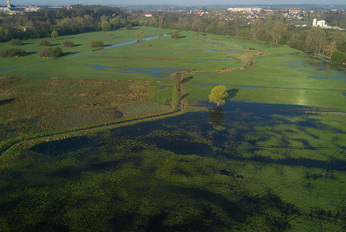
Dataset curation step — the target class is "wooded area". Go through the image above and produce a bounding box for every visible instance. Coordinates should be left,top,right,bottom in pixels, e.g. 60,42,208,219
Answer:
0,5,345,63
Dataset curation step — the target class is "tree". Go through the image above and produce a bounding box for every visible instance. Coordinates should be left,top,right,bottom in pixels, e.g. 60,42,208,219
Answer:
208,85,228,107
107,32,114,39
38,47,63,58
331,50,346,65
91,40,104,47
171,29,180,39
101,21,111,31
324,40,337,58
51,30,58,40
8,39,22,46
39,40,50,47
136,30,145,41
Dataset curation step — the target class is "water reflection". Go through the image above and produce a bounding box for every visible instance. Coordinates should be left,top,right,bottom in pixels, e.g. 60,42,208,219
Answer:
208,107,225,126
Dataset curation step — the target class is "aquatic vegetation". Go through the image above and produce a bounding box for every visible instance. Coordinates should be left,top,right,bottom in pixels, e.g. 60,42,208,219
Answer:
0,102,345,231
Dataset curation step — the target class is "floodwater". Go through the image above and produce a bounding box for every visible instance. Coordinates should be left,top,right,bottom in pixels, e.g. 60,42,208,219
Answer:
86,65,179,78
0,34,170,73
1,101,345,231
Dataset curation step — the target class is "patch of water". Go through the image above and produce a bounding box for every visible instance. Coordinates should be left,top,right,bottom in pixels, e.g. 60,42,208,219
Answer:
0,67,20,73
86,65,179,78
308,76,329,79
104,33,170,50
0,62,42,73
201,40,216,45
204,50,220,53
343,92,346,96
86,65,120,71
227,50,248,53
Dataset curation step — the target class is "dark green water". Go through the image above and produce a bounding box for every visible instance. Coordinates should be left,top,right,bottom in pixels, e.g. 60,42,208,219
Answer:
0,102,345,231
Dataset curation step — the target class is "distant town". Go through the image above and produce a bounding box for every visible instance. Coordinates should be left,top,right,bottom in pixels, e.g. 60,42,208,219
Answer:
1,1,345,30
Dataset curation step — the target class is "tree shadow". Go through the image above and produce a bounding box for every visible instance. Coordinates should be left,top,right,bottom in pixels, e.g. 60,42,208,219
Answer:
63,52,79,56
25,52,36,56
61,37,75,40
181,93,190,100
226,88,239,100
208,107,225,126
181,75,194,83
0,98,15,106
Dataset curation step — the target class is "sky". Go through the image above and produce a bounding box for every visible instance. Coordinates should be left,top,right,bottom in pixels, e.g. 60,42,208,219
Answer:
8,0,346,6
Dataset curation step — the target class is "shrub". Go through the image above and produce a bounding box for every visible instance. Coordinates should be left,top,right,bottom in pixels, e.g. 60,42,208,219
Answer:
38,47,63,58
249,47,256,50
0,48,26,57
39,40,50,47
8,39,22,46
51,30,58,40
278,37,287,45
91,40,104,48
62,41,74,47
331,50,346,65
125,24,133,30
171,30,180,39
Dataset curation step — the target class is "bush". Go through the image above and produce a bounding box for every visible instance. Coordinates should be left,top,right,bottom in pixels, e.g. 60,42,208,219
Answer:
91,40,104,48
171,30,180,39
278,37,287,45
38,47,63,58
125,24,133,30
0,48,26,57
331,50,346,65
62,41,74,47
39,40,50,47
8,39,22,46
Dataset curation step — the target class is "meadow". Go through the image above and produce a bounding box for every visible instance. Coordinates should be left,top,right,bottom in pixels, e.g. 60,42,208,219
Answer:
0,27,345,231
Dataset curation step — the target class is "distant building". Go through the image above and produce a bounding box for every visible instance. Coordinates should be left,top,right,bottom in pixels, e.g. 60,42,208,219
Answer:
227,7,261,13
313,18,326,28
312,18,343,30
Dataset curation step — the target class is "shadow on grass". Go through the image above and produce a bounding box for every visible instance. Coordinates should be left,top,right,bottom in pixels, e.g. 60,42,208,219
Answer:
25,52,36,56
0,98,15,106
226,88,239,100
63,52,79,56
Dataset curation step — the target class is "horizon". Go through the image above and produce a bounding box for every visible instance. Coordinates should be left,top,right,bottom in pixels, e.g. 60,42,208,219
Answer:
4,0,346,7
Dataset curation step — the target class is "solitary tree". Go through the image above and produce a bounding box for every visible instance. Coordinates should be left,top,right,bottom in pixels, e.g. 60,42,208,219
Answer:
136,30,145,41
51,30,58,40
208,85,228,107
171,29,180,39
107,32,114,39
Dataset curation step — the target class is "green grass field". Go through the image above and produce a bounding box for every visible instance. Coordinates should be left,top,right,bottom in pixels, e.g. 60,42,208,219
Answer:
0,27,345,231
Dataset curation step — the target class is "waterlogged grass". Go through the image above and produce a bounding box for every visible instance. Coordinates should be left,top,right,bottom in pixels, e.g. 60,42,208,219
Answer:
0,27,345,231
0,77,171,150
0,102,345,231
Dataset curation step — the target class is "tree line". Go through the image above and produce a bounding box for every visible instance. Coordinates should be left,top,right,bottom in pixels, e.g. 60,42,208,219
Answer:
0,6,345,64
139,11,345,63
0,5,130,41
